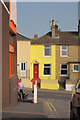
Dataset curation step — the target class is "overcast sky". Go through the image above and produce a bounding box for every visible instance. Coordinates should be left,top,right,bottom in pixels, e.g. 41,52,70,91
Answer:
17,2,79,38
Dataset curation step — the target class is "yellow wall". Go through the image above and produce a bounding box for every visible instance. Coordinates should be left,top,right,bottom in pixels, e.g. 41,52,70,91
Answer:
30,45,59,90
17,41,31,88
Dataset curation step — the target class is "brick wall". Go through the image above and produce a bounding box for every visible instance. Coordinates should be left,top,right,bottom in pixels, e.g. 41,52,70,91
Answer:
56,45,80,89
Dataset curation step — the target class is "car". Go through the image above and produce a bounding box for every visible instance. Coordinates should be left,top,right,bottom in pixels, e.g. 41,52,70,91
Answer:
70,80,80,120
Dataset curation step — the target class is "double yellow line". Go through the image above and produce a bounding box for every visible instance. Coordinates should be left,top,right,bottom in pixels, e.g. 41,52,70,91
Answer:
46,102,56,112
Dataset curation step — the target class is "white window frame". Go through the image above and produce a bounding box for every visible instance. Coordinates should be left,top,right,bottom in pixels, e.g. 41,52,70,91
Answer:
60,45,68,57
73,64,79,72
43,64,51,76
20,62,27,77
60,64,68,76
43,45,51,57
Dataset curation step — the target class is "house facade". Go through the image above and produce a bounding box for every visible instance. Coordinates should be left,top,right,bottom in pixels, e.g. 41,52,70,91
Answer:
17,20,80,90
1,1,17,109
30,20,80,90
17,33,31,88
56,33,79,90
30,44,59,90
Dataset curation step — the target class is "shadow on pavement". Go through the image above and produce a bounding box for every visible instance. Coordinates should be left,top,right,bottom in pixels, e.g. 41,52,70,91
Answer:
18,99,34,103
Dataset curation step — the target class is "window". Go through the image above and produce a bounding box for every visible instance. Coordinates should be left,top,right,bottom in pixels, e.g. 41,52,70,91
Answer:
9,44,14,77
43,64,51,76
44,45,51,57
60,45,68,57
73,65,79,72
60,64,68,76
20,62,27,77
20,63,26,70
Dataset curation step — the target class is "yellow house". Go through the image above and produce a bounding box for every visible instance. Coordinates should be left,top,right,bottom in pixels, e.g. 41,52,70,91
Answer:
17,33,31,88
30,21,59,90
30,44,59,90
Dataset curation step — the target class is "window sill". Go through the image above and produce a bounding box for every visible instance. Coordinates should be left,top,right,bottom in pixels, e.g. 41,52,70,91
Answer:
60,75,68,77
43,56,52,57
60,56,69,57
43,75,51,76
73,71,79,72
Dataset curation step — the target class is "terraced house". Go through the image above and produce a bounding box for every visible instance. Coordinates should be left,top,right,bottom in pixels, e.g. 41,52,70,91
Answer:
31,20,80,90
17,33,31,88
17,20,80,90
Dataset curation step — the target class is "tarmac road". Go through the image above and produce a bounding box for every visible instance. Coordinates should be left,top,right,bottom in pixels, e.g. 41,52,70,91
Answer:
2,88,72,119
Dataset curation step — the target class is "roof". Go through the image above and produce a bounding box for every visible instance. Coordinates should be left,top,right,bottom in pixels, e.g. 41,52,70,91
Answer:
31,31,79,46
17,33,31,41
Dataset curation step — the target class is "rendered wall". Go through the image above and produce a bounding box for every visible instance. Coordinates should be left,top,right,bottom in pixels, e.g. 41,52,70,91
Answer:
2,3,9,109
30,45,59,90
17,41,31,88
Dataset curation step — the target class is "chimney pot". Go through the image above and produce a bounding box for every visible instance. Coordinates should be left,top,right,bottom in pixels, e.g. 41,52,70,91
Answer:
34,34,38,38
52,20,55,26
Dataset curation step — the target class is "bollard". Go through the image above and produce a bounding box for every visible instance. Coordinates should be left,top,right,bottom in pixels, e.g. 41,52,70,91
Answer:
34,80,37,103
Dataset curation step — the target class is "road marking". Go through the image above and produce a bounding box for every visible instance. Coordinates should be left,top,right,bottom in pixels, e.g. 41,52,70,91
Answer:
49,102,56,112
46,102,53,112
46,102,60,118
46,102,56,112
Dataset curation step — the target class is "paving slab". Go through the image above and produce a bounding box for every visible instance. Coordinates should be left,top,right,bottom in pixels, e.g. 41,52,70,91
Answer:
2,98,48,119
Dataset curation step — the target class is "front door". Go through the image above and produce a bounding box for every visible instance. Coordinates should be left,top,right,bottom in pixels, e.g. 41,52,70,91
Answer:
33,64,40,88
33,64,39,79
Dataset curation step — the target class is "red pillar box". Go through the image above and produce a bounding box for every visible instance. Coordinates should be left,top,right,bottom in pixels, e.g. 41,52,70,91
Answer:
31,78,40,88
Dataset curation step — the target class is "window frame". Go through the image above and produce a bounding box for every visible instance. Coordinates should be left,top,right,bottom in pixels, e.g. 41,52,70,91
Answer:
20,62,27,77
20,62,27,71
60,64,68,76
43,45,51,57
43,64,51,76
73,64,79,72
60,45,68,57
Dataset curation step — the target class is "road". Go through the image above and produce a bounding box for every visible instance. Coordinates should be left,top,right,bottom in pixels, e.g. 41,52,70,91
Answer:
27,88,72,119
2,88,72,119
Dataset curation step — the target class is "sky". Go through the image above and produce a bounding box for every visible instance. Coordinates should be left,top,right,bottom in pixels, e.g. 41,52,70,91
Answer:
17,2,79,38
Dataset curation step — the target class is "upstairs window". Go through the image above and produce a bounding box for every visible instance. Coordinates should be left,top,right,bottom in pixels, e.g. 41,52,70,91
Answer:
60,64,68,76
73,65,79,72
44,45,51,57
60,45,68,57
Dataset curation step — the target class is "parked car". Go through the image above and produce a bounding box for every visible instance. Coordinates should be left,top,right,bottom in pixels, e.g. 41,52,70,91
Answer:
70,80,80,120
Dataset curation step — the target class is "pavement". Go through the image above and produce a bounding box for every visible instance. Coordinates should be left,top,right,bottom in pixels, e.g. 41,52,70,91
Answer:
2,88,72,119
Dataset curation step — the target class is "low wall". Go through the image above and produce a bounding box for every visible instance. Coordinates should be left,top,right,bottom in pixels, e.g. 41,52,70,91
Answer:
41,79,59,90
66,84,75,91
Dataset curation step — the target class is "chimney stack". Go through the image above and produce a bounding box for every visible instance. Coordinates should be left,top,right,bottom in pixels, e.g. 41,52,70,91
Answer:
55,24,58,37
78,20,80,37
51,20,55,38
51,20,59,38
